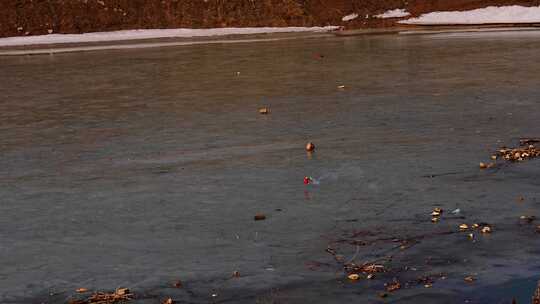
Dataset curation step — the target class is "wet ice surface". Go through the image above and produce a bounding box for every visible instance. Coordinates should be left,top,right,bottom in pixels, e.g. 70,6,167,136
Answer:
1,31,540,303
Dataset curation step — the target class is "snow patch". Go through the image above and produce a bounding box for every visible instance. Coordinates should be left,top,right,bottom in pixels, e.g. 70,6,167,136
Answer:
375,9,410,19
400,5,540,25
342,13,359,22
0,27,339,47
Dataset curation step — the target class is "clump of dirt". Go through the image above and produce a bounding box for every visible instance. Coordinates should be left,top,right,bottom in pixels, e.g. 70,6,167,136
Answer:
1,0,540,38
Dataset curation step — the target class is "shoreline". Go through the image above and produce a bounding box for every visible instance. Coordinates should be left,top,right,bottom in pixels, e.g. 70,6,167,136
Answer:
1,24,540,56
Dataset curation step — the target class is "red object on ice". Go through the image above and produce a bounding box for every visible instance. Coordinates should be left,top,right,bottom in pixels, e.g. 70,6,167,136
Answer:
304,176,312,185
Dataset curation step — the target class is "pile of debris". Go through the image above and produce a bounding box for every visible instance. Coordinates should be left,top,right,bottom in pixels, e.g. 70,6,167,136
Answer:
68,288,132,304
497,139,540,162
533,279,540,304
345,262,386,280
480,138,540,169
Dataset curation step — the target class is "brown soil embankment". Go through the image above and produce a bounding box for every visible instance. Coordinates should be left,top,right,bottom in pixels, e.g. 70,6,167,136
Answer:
1,0,539,38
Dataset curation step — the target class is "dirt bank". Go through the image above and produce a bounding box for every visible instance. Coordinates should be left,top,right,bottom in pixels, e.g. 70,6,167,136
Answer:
1,0,540,38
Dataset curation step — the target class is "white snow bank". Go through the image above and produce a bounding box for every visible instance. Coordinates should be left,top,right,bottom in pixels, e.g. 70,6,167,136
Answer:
342,13,359,22
0,26,339,47
400,5,540,25
375,9,410,19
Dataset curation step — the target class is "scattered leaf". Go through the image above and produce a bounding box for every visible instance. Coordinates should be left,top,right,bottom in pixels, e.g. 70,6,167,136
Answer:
70,289,133,304
496,142,540,162
116,288,130,296
385,280,401,292
163,298,174,304
254,214,266,221
481,226,492,234
362,264,385,273
520,215,536,223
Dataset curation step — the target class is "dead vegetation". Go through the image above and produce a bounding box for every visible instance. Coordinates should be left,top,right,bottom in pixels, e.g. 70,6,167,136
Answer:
533,280,540,304
494,139,540,163
322,203,513,298
324,227,457,296
68,288,132,304
480,138,540,169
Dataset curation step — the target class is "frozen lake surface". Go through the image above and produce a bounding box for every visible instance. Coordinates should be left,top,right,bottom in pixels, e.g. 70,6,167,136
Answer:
1,31,540,303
